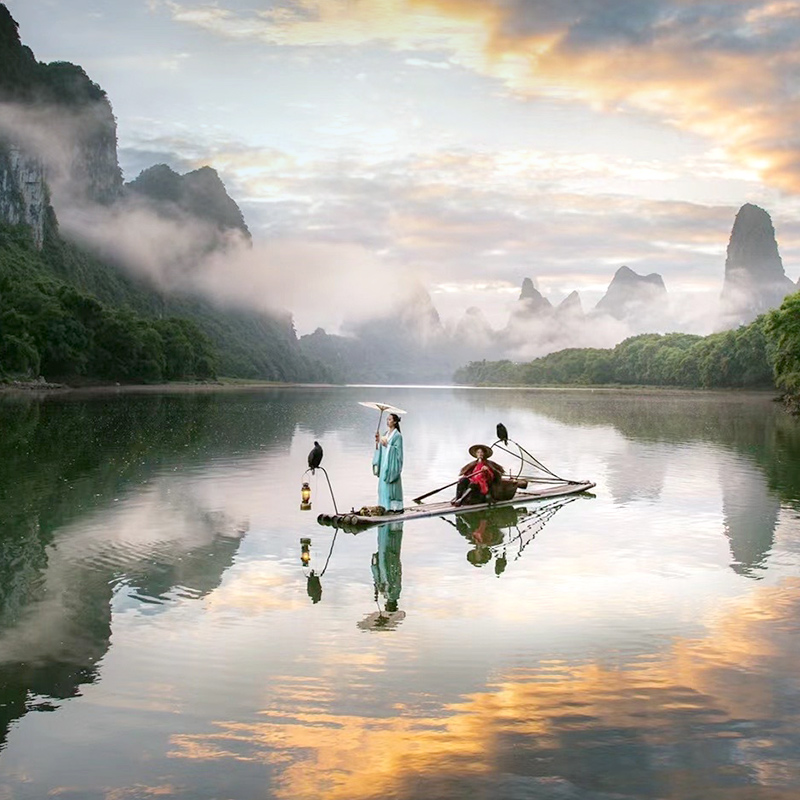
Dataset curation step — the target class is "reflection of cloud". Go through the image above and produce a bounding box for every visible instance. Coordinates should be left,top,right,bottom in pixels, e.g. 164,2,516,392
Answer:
603,440,668,504
0,486,245,666
168,577,800,799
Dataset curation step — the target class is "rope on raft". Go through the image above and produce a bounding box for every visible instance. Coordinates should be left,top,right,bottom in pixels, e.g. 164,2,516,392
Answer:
491,439,578,483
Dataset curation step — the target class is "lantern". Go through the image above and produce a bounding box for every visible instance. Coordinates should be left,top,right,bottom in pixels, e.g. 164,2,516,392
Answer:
300,537,311,565
300,481,312,510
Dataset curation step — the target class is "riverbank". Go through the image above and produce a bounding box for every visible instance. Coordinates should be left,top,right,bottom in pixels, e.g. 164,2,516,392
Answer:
0,377,340,396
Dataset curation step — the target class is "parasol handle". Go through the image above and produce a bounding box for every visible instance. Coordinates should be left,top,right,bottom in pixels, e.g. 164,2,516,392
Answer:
375,409,385,446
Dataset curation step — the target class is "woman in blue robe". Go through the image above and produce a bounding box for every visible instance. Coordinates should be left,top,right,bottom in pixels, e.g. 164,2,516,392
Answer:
372,412,404,512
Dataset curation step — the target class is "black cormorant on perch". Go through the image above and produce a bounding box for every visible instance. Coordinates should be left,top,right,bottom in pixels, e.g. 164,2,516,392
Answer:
308,441,323,473
496,423,509,446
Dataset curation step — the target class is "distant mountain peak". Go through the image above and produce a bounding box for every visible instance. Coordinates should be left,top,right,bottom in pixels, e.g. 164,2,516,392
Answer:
595,265,666,320
720,203,794,325
557,290,583,316
515,277,552,315
126,163,250,240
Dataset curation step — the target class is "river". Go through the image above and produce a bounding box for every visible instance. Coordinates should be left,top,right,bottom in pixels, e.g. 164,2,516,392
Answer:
0,386,799,800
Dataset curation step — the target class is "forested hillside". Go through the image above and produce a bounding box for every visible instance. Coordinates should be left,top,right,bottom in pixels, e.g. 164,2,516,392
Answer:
0,223,217,382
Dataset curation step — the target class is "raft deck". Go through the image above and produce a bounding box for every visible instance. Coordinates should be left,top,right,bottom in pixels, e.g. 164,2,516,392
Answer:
318,480,596,529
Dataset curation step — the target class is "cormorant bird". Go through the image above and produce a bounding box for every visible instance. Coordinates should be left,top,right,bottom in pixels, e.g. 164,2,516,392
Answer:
496,423,509,446
308,441,323,473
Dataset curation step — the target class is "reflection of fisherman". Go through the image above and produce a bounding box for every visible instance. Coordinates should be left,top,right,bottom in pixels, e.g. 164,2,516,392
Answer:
452,444,505,506
371,521,403,611
455,507,517,568
456,513,503,566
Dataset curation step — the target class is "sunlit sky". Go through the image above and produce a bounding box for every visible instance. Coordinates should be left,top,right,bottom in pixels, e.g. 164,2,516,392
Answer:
8,0,800,330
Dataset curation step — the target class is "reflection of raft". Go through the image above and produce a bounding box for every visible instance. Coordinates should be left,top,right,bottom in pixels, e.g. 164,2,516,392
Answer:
317,479,595,530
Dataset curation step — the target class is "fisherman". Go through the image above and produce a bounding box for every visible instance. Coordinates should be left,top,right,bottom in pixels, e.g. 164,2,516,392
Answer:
451,444,505,506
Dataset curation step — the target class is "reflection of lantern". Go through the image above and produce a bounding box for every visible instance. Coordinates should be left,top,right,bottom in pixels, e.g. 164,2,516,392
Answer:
300,482,312,510
300,537,311,565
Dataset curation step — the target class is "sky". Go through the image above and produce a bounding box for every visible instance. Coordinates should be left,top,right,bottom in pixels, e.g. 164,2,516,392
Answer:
7,0,800,333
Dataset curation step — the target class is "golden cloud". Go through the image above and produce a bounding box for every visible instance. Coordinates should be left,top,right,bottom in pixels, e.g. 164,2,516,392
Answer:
162,0,800,193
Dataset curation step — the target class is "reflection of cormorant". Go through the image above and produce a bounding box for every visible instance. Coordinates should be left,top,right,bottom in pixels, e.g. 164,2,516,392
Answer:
308,441,323,473
307,572,322,604
371,521,403,611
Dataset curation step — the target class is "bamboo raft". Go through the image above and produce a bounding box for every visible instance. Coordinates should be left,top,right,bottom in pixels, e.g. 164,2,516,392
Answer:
317,479,596,529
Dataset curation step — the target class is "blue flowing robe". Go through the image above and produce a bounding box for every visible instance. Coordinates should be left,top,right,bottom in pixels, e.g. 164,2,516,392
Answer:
372,430,404,511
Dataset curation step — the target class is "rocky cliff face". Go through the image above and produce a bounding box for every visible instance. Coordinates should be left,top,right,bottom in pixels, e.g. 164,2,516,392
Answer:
0,5,122,238
721,203,795,324
0,143,47,246
595,265,666,320
62,96,122,205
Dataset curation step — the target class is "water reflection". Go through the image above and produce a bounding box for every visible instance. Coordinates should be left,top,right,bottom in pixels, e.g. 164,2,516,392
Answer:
0,393,266,751
167,576,800,800
358,522,406,631
450,498,581,574
2,387,799,799
461,389,800,577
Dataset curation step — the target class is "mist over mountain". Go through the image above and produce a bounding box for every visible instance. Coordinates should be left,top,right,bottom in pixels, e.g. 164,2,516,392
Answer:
305,202,796,382
126,164,251,243
0,3,328,383
595,266,667,321
2,2,798,386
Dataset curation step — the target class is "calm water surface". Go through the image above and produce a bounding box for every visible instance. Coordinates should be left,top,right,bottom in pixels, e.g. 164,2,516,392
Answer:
1,386,800,800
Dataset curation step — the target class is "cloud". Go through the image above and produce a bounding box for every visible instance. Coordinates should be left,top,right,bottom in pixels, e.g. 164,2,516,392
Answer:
4,98,795,344
417,0,800,193
158,0,800,194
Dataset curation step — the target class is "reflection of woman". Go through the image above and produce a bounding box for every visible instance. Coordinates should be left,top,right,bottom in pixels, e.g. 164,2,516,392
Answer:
371,521,403,611
372,412,404,512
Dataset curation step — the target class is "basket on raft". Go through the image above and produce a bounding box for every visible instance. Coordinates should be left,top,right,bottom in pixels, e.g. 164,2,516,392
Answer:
491,477,528,501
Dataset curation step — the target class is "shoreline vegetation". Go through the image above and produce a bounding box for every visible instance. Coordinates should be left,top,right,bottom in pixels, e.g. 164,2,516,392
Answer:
0,377,341,395
453,298,800,415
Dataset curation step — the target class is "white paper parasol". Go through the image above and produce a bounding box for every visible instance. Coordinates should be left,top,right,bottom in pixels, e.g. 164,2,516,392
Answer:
358,401,406,434
356,610,407,631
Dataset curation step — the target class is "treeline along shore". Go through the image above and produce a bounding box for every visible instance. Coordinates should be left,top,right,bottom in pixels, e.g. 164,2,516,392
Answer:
454,292,800,413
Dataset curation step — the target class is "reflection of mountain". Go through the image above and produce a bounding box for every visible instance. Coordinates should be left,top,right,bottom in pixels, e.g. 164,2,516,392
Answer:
0,391,302,750
0,507,246,751
460,389,800,576
603,441,669,505
720,460,780,577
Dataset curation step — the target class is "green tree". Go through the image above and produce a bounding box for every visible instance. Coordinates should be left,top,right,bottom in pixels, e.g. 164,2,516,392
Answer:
766,292,800,395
